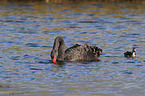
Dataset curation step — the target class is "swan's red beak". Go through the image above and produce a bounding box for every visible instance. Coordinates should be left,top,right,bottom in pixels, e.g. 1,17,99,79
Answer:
52,56,56,63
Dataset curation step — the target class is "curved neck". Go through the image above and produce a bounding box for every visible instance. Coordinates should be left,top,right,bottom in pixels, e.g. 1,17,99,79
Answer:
52,36,65,61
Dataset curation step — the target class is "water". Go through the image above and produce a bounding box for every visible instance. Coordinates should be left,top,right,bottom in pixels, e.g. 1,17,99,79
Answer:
0,1,145,96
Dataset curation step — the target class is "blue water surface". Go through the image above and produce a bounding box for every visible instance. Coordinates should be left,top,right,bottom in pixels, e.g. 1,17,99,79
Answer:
0,1,145,96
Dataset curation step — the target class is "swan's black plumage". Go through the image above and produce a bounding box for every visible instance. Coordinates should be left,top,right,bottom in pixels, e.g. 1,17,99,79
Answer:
124,48,136,58
51,36,102,62
51,36,65,62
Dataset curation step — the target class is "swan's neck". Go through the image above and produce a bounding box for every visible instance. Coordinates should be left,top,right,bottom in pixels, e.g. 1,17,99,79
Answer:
53,36,65,61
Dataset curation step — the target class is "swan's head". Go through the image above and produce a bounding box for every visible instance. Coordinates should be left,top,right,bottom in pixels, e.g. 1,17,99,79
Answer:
51,49,58,63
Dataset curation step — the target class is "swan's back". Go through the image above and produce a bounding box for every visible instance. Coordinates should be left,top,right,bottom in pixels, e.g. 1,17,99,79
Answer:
64,44,102,61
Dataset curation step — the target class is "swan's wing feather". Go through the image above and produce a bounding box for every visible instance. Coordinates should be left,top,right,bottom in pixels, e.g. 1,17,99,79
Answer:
65,44,102,61
65,44,81,51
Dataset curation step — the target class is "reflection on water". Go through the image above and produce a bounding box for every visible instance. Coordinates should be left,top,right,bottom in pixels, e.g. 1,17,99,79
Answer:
0,1,145,96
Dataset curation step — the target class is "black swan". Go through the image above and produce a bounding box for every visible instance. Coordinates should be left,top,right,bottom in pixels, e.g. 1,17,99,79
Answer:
51,36,102,63
124,48,136,58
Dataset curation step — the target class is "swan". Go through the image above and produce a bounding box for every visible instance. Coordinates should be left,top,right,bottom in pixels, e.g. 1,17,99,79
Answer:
51,36,102,63
124,48,136,58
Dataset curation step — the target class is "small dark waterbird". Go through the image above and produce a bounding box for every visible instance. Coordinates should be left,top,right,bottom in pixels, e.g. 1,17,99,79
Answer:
124,48,136,58
51,36,102,63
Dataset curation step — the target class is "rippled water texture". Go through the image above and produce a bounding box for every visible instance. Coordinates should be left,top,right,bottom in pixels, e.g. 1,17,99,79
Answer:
0,1,145,96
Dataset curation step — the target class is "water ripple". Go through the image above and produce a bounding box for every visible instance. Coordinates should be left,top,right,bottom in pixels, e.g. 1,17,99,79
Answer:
0,2,145,96
25,43,39,47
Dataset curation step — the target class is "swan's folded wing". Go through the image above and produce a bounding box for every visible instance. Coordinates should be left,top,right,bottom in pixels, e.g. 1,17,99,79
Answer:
64,44,102,61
